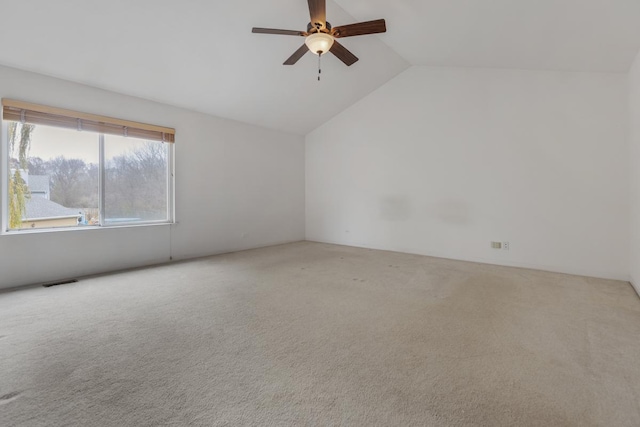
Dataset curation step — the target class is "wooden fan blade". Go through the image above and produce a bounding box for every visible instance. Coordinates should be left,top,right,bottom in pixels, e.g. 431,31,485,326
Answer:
332,19,386,38
329,41,358,66
308,0,326,29
252,27,307,36
284,44,309,65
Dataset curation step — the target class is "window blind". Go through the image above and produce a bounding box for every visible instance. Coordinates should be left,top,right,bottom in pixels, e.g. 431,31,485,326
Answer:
2,99,175,143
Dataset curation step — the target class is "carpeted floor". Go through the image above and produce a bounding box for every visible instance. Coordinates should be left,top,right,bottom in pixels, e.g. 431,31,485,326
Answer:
1,242,639,427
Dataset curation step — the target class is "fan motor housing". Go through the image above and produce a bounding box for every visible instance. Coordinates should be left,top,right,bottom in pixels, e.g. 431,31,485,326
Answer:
308,21,332,33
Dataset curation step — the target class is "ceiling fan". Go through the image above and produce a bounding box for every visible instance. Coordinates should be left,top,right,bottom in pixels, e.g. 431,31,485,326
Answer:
252,0,386,68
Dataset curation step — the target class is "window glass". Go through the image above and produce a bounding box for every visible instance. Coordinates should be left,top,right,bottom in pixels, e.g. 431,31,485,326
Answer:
8,123,99,229
104,135,169,224
6,121,172,231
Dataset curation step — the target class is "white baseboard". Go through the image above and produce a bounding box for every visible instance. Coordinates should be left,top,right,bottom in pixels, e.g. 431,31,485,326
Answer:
305,238,629,282
631,277,640,298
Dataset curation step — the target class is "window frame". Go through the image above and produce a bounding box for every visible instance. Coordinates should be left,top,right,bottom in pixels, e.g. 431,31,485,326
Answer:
1,111,175,234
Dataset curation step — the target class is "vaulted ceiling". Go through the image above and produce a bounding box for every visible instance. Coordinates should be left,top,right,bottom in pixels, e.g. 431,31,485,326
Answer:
337,0,640,72
0,0,639,135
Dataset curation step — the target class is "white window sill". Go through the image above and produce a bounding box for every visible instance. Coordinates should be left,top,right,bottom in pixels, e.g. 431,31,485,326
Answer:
1,221,176,236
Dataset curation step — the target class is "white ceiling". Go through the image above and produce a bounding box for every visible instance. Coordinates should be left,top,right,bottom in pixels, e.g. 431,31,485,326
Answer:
0,0,408,135
337,0,640,73
0,0,639,135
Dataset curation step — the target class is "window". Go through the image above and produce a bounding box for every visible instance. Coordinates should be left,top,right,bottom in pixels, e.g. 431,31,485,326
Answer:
3,99,174,231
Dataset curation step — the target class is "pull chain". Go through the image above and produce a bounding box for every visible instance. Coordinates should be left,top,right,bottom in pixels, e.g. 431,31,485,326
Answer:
318,53,322,81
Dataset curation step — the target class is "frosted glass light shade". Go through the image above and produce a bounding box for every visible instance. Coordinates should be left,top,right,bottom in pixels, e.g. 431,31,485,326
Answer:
305,33,334,55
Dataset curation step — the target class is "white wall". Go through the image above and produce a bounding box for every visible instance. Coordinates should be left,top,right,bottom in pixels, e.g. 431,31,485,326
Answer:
306,66,629,280
0,65,305,289
630,52,640,294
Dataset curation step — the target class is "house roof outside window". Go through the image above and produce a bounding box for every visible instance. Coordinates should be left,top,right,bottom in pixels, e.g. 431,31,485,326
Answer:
27,175,50,198
23,196,81,221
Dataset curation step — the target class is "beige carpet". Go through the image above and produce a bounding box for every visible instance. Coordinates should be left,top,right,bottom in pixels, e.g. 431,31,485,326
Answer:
1,242,639,427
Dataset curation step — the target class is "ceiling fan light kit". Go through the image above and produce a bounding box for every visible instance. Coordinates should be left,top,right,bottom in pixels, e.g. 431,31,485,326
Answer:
252,0,386,78
305,33,335,55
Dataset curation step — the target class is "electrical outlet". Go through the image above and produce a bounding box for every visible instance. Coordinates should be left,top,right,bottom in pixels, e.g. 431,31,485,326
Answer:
491,241,502,249
503,242,510,251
